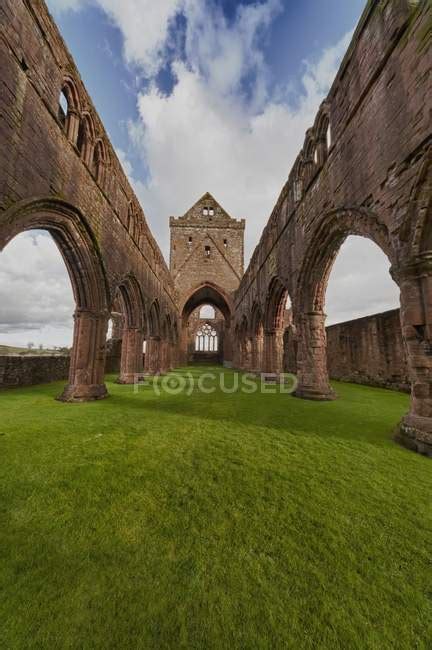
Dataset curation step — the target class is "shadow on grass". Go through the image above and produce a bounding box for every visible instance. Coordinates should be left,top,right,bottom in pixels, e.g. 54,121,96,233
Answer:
101,367,410,452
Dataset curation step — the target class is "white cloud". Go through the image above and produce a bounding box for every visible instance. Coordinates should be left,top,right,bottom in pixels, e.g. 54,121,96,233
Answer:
47,0,87,13
1,1,400,349
0,232,74,347
326,237,399,324
128,29,353,260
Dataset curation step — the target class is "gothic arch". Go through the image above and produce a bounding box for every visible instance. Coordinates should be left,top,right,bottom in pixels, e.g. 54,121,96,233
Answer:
296,207,395,313
295,207,396,401
409,151,432,255
0,197,109,311
0,197,110,401
181,282,233,325
59,76,81,144
114,274,146,331
149,300,161,337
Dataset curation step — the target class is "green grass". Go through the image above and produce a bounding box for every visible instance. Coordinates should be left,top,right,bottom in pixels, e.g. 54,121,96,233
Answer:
0,367,431,649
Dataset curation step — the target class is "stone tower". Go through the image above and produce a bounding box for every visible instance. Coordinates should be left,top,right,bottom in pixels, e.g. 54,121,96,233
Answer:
169,192,245,364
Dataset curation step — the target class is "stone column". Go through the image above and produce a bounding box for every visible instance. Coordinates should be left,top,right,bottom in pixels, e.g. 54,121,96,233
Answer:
243,338,253,371
263,329,284,374
118,327,144,384
145,336,161,375
256,333,264,373
59,308,109,402
263,329,275,373
159,339,170,374
251,336,259,373
66,109,80,145
222,326,232,365
396,263,432,456
295,311,335,400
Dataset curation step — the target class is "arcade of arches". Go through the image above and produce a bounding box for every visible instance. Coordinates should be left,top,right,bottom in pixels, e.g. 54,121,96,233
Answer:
0,0,431,456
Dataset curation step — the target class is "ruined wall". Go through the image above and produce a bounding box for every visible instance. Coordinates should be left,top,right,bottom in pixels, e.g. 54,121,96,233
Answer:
231,0,431,453
326,309,410,392
235,0,431,323
0,0,179,324
0,356,70,388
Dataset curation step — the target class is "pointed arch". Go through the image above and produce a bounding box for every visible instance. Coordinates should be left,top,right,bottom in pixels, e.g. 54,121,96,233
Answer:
297,208,395,313
77,111,95,165
0,197,109,311
181,282,232,325
114,274,146,331
149,300,161,337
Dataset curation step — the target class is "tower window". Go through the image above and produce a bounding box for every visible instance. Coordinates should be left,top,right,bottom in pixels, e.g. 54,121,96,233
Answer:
223,239,228,248
203,207,208,216
209,208,214,217
205,246,211,257
188,236,192,246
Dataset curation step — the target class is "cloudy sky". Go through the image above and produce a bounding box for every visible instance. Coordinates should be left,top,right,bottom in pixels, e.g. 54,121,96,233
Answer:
0,0,400,347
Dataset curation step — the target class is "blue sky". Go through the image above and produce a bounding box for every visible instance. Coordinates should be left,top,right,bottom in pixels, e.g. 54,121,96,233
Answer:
49,0,365,189
0,0,400,347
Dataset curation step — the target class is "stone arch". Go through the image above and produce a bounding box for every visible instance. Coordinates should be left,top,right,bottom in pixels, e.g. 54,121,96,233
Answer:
181,282,233,365
410,150,432,254
250,302,264,373
293,156,304,203
315,102,331,162
303,129,317,186
144,300,163,375
77,111,95,166
264,277,294,374
149,300,161,337
58,76,81,144
181,282,233,325
92,138,108,187
114,275,147,384
0,197,110,401
295,207,395,400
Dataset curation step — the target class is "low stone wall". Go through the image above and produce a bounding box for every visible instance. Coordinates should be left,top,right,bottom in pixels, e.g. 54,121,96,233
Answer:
0,355,70,389
326,309,410,392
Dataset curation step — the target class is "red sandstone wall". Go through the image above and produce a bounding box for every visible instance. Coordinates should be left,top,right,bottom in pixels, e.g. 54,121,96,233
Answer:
326,309,409,392
0,0,178,325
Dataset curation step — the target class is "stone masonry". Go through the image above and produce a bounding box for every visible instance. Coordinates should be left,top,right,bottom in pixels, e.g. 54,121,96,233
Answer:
170,193,245,364
0,0,431,456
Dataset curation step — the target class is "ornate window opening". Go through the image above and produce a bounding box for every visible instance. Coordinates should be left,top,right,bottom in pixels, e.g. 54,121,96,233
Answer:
195,323,218,352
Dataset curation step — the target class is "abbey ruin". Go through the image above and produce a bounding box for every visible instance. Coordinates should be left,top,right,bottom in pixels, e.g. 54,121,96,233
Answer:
0,0,431,456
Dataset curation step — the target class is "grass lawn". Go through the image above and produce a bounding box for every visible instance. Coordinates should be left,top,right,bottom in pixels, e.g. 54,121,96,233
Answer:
0,366,431,649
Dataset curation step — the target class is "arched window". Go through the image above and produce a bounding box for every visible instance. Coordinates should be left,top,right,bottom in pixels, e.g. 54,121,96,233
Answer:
195,323,218,352
58,90,69,127
58,78,81,144
92,139,106,185
77,113,95,165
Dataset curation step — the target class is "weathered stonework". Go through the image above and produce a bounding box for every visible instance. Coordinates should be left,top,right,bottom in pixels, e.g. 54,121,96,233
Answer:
233,0,432,455
170,193,245,363
0,355,70,388
326,309,410,392
0,0,179,398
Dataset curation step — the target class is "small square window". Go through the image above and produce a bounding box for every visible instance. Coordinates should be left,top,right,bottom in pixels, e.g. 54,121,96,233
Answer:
203,208,208,216
209,208,215,217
